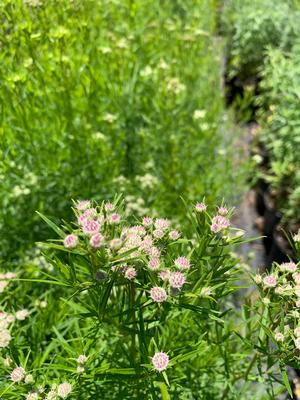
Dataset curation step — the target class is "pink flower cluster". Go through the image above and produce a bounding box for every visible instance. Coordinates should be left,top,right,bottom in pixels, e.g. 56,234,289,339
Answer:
211,215,230,233
151,352,169,372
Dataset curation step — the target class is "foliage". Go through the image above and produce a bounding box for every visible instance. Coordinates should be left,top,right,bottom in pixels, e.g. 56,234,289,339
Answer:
256,42,300,228
223,0,300,80
0,0,246,262
0,198,285,399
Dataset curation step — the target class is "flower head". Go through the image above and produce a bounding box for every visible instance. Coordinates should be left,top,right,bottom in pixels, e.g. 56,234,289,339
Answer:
82,219,100,235
148,257,160,270
16,309,30,320
89,233,104,248
263,275,277,287
174,256,190,270
57,382,72,398
275,332,284,342
195,202,206,212
77,354,88,364
218,206,228,216
76,200,90,211
211,215,230,233
124,267,137,280
63,234,78,248
154,218,170,231
142,217,153,227
109,213,121,224
11,367,25,382
159,270,171,281
169,271,186,289
153,229,164,239
169,230,180,240
0,329,11,348
150,287,168,303
152,352,169,372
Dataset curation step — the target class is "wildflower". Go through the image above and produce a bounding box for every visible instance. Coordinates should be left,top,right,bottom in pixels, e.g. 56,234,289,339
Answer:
280,262,297,272
63,234,78,248
11,367,25,382
262,297,270,305
150,287,168,303
77,355,88,364
25,374,34,384
159,270,171,281
16,309,30,320
211,215,230,233
295,338,300,350
45,389,57,400
218,206,228,216
195,202,206,212
296,300,300,308
275,286,284,295
105,202,115,211
254,274,262,284
148,257,160,270
169,230,180,240
39,301,48,308
0,329,11,348
90,233,104,248
148,246,161,258
169,271,186,289
263,275,277,287
152,352,169,372
109,213,121,224
294,327,300,337
293,273,300,284
76,200,90,211
174,256,190,270
82,220,100,235
142,217,153,227
110,238,123,250
155,218,170,231
77,208,97,225
124,267,137,280
200,287,213,297
153,229,164,239
275,332,284,342
57,382,72,398
77,365,85,373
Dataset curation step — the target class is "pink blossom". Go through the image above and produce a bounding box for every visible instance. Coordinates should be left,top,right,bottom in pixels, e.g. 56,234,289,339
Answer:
294,327,300,337
275,332,284,342
211,215,230,233
140,235,153,252
110,238,123,250
150,287,168,303
174,256,190,270
76,200,91,211
295,338,300,350
296,300,300,308
57,382,72,398
130,225,146,237
142,217,153,227
63,234,78,248
218,206,228,216
82,220,100,235
169,271,186,289
105,202,115,211
77,354,88,364
0,329,11,348
159,270,171,281
169,230,180,240
90,233,104,248
124,267,137,280
16,309,30,320
109,213,121,224
148,257,160,270
263,275,277,287
281,262,297,272
195,202,206,212
152,352,169,372
293,273,300,284
154,218,170,231
11,367,25,382
153,229,164,239
77,208,97,225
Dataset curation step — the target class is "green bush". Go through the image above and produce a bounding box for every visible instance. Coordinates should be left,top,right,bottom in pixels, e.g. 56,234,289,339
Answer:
223,0,300,79
0,0,245,262
257,42,300,228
